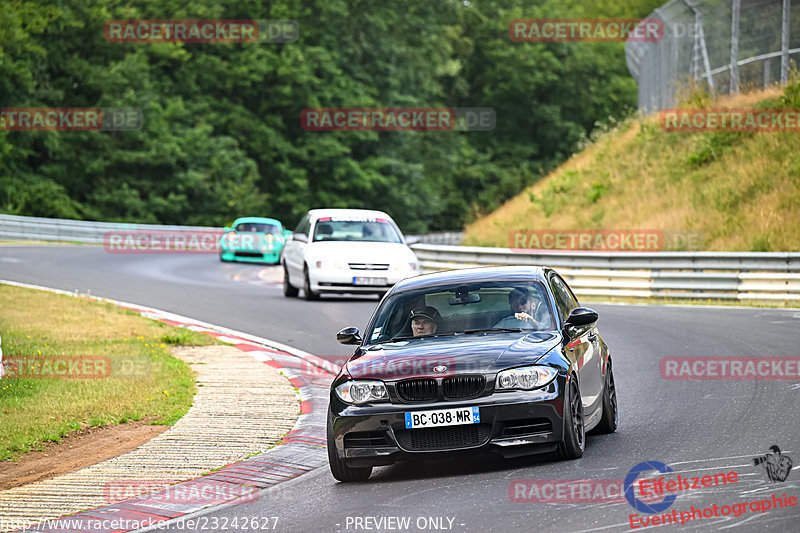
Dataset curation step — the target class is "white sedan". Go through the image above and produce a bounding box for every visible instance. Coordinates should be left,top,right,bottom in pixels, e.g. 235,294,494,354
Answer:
281,209,420,300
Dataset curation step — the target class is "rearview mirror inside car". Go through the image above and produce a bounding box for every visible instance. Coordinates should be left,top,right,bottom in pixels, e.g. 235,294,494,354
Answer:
449,293,481,305
337,327,363,345
563,307,598,328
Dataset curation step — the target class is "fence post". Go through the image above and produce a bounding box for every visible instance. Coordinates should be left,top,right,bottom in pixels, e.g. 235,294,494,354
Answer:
782,0,791,84
730,0,740,94
686,0,715,91
765,59,772,88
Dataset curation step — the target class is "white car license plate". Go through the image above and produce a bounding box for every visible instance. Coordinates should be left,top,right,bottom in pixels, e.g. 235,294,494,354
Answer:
404,407,480,429
353,277,387,286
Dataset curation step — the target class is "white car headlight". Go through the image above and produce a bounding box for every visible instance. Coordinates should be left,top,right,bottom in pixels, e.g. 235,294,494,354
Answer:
335,380,389,404
391,262,418,272
495,366,558,391
315,260,347,269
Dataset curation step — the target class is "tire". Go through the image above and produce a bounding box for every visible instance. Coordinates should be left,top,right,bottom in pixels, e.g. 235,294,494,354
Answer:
593,361,618,434
283,264,299,297
303,266,319,301
557,378,585,460
327,417,372,482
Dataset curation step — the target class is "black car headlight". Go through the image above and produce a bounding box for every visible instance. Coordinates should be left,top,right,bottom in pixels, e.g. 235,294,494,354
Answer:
335,380,389,404
495,365,558,391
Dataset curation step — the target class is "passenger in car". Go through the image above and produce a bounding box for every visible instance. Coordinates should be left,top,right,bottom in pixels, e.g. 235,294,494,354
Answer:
494,288,542,329
410,306,441,336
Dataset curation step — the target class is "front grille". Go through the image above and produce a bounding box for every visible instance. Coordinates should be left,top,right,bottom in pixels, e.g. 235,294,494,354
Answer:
501,418,553,438
348,263,389,270
443,376,485,399
344,431,391,448
234,251,264,257
397,379,437,401
396,424,491,451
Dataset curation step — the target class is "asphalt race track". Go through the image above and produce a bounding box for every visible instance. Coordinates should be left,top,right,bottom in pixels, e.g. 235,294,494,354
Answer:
1,245,799,533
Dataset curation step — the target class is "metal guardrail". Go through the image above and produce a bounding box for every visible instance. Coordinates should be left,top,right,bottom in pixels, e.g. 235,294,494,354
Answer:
0,214,216,244
408,232,464,246
2,214,798,302
410,244,800,302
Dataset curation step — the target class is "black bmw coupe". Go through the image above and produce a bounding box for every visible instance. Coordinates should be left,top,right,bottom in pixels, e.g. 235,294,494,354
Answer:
327,266,618,482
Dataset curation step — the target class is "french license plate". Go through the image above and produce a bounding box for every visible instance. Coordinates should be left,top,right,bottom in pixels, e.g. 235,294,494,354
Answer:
353,277,387,286
404,407,480,429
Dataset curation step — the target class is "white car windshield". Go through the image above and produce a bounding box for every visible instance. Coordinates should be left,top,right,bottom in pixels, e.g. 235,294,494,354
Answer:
366,281,556,343
312,217,402,243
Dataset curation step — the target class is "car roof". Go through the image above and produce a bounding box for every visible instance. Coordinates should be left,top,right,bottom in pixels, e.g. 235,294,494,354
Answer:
391,266,550,293
232,217,282,226
307,208,395,221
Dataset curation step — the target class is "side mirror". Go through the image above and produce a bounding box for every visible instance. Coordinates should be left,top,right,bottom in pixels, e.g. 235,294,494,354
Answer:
223,227,232,232
337,327,363,345
283,229,292,240
293,233,308,243
564,307,598,328
405,236,420,245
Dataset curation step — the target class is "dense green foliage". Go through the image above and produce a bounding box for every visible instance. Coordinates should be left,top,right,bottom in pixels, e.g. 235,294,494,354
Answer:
0,0,662,232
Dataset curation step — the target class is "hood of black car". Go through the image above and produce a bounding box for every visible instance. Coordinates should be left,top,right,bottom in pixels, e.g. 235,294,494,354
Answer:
344,332,561,380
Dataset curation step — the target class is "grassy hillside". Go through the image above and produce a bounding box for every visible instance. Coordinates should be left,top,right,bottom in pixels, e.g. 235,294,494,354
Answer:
463,82,800,251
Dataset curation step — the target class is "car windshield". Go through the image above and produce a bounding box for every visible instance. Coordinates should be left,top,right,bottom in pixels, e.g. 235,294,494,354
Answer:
312,217,402,243
234,222,279,234
366,281,556,343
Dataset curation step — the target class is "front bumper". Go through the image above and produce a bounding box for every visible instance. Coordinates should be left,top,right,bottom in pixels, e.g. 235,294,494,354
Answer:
220,248,281,263
329,378,566,468
309,268,417,294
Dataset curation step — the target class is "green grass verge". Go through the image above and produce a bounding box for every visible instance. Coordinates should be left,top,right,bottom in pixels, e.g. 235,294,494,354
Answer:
0,283,216,461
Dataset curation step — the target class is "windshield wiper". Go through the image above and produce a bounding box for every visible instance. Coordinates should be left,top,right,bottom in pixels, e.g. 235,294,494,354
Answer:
463,328,523,334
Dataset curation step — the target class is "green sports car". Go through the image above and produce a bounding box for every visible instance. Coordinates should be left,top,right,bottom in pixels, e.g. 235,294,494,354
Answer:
219,217,291,264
